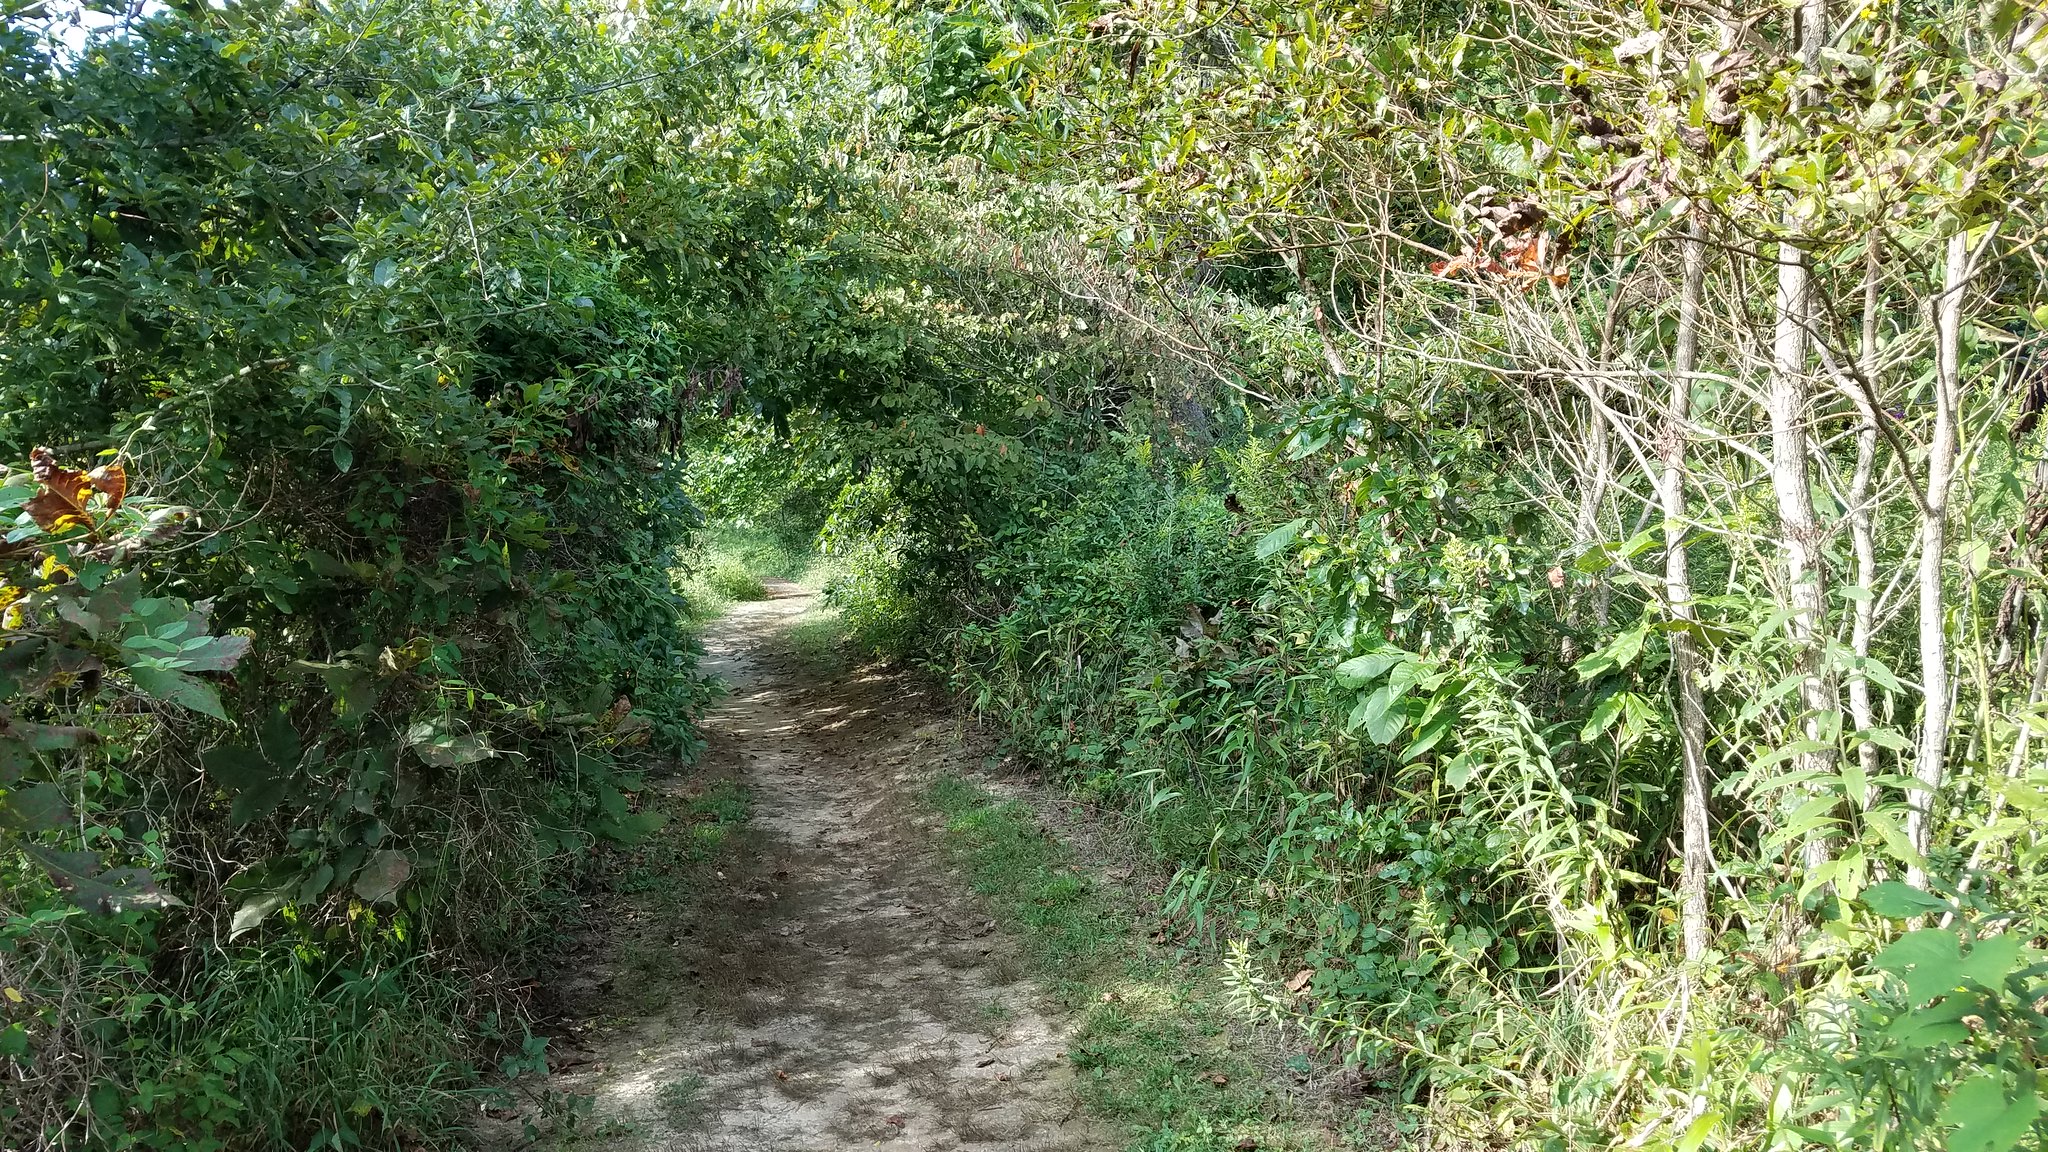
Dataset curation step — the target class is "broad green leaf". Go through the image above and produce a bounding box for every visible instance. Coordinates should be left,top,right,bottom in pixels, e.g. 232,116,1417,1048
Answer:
1861,882,1953,920
1942,1072,2039,1152
1872,928,1966,1003
597,810,665,844
0,782,70,831
230,893,288,939
128,666,226,720
1255,517,1307,559
26,845,180,914
1582,691,1627,741
353,849,411,903
1357,684,1407,746
169,634,251,673
1334,648,1406,683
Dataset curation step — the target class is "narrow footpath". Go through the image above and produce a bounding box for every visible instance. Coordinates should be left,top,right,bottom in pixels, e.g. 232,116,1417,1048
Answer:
518,585,1112,1150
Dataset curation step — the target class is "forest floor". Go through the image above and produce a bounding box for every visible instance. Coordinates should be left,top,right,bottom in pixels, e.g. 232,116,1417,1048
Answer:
495,584,1116,1150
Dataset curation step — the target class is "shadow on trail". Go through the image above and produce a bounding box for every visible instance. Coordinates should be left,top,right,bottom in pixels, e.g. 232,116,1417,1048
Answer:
507,584,1110,1151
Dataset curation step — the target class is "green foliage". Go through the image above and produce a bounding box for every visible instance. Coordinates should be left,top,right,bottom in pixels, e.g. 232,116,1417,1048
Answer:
924,773,1338,1151
5,0,2047,1144
0,0,823,1143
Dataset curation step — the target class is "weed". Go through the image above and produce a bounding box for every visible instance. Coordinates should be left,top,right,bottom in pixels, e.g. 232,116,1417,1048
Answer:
922,775,1348,1151
654,1074,710,1126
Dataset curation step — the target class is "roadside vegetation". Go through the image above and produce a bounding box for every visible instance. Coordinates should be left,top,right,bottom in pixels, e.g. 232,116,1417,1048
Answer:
5,0,2048,1149
926,772,1380,1150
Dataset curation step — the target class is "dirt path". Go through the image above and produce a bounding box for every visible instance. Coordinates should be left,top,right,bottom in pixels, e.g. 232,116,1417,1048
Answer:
520,586,1111,1150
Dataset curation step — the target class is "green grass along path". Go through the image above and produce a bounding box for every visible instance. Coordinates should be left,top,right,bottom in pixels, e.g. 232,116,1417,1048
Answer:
495,586,1376,1150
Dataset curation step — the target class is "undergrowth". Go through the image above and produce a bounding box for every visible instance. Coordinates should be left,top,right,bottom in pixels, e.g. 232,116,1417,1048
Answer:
677,525,828,615
923,774,1366,1152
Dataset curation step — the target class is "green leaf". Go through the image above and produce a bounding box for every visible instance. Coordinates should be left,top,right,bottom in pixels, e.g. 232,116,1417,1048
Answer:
200,745,286,826
201,745,269,793
257,707,302,770
169,634,251,673
1582,691,1628,741
1255,517,1307,560
407,720,492,767
1958,934,2025,991
352,849,412,903
1574,624,1647,681
230,893,288,938
596,810,665,844
1356,684,1408,745
292,660,378,723
1942,1072,2039,1152
1861,882,1953,920
0,782,71,831
1883,994,1974,1049
372,257,398,288
1871,928,1967,1003
1334,648,1406,683
26,845,180,913
128,666,226,720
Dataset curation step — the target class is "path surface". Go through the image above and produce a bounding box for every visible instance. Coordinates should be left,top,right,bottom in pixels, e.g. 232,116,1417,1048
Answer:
525,586,1110,1150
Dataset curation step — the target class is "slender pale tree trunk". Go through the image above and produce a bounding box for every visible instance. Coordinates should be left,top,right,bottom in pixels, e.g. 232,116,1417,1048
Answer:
1664,215,1714,960
1906,230,1970,887
1576,399,1613,628
1767,0,1838,875
1847,235,1883,810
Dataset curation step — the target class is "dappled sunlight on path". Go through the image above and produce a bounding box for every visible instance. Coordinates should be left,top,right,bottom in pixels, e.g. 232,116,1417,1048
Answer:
512,586,1111,1151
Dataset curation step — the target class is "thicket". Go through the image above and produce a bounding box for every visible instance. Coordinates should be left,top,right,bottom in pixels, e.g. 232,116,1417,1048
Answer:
10,0,2048,1149
773,0,2048,1149
0,1,862,1145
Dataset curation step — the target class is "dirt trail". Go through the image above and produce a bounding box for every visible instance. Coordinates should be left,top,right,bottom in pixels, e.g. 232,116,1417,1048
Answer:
522,586,1110,1150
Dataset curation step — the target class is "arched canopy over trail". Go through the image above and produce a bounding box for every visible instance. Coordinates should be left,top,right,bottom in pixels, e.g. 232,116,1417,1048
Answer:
7,0,2048,1150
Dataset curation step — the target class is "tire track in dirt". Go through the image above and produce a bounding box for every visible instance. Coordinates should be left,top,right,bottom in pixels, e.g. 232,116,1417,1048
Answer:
515,585,1111,1151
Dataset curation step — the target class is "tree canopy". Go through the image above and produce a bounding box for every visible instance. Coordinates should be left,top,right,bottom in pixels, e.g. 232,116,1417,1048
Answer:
6,0,2048,1148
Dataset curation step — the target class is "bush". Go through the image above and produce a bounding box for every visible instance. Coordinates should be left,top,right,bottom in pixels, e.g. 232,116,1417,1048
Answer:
704,558,769,602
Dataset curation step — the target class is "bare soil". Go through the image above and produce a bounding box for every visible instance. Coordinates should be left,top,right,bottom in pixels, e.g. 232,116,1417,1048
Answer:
501,586,1114,1151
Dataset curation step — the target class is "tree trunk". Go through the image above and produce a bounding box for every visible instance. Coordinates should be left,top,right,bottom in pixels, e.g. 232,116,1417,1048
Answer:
1848,234,1882,811
1906,230,1969,887
1665,214,1714,960
1767,0,1838,875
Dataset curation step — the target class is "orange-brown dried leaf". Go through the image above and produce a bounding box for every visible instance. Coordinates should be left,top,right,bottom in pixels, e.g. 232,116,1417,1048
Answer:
87,463,125,512
1430,249,1487,279
25,447,94,531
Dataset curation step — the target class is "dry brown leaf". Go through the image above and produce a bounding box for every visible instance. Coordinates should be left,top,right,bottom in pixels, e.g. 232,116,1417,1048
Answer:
26,447,95,531
1284,968,1315,994
87,462,125,512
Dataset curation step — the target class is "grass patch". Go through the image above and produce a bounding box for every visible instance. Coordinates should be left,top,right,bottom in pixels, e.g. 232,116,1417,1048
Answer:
677,524,834,616
922,775,1338,1152
654,1073,710,1127
702,557,769,602
783,605,853,675
606,780,753,1016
